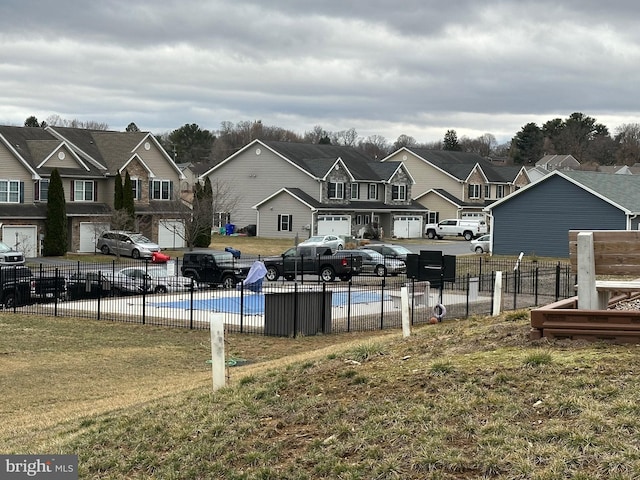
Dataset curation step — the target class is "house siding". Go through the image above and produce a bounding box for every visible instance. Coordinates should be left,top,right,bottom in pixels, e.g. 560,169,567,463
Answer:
491,175,626,258
256,192,314,239
385,151,460,198
417,192,458,221
0,144,35,201
206,146,318,229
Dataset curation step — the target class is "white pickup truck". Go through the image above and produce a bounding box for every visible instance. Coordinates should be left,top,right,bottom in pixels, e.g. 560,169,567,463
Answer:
424,219,488,241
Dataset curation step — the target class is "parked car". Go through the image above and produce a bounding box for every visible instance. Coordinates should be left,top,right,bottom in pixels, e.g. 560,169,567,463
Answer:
0,265,32,308
180,250,251,288
96,231,161,259
0,241,25,265
118,266,193,293
470,235,491,254
360,244,412,262
66,270,153,299
263,245,362,282
298,235,344,252
342,248,406,276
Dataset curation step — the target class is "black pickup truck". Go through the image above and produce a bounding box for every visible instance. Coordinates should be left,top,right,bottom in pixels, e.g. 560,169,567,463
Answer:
0,266,32,308
263,245,363,282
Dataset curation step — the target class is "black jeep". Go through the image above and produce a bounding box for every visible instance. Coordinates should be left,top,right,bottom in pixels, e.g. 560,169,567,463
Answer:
180,250,250,288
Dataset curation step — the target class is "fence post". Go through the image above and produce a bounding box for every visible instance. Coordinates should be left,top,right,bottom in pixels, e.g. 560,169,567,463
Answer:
347,278,352,332
97,269,101,321
465,273,470,318
534,266,539,305
293,282,299,338
54,267,59,317
380,276,386,330
210,314,226,391
189,277,194,330
555,262,561,301
239,281,244,334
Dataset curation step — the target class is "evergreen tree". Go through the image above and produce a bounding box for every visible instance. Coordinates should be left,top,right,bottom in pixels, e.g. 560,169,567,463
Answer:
193,178,213,247
443,129,461,151
123,171,135,229
114,172,123,210
42,169,68,256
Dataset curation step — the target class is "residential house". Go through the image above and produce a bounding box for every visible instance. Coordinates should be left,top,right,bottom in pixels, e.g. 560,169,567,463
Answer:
381,148,529,224
535,154,581,171
485,170,640,257
200,140,427,239
0,125,185,255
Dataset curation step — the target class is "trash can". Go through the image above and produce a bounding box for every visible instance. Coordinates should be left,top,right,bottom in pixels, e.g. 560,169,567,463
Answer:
246,224,257,237
225,223,235,235
264,290,332,337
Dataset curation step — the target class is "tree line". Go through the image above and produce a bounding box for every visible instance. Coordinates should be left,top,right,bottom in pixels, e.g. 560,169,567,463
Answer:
24,112,640,167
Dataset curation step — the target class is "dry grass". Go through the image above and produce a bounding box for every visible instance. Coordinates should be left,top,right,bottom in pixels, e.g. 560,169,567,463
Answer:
4,309,640,478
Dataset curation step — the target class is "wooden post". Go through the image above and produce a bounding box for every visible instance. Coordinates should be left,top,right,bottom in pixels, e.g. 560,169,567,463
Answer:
577,232,600,310
210,315,226,391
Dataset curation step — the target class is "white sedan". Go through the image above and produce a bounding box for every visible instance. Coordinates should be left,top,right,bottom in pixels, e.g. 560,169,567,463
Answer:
117,266,193,293
298,235,344,252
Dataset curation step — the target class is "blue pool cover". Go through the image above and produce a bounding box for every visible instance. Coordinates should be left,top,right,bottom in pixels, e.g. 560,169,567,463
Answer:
151,291,389,315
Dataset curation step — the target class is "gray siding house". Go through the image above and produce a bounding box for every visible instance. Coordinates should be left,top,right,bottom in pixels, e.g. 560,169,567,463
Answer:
201,140,427,239
485,171,640,258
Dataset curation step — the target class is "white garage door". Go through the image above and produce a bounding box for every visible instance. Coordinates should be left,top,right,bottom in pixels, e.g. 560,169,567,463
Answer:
2,225,38,257
158,220,185,249
79,222,110,253
317,215,351,236
393,216,423,239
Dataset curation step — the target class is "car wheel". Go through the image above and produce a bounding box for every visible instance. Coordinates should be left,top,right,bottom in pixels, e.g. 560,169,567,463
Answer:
265,266,279,281
222,276,236,289
154,285,168,294
336,244,344,250
131,249,141,259
101,245,110,255
463,231,473,241
427,230,436,239
475,246,484,254
375,265,387,277
320,266,336,282
3,292,16,309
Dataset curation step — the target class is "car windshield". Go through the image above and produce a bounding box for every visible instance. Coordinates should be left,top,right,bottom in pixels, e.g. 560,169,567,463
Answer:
389,246,412,255
0,241,12,253
130,234,152,243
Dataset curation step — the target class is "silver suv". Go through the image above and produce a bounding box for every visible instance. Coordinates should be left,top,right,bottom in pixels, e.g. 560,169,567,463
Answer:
96,231,161,259
0,241,25,265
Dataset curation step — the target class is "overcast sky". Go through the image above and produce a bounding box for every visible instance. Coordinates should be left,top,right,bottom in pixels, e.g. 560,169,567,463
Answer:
2,1,640,145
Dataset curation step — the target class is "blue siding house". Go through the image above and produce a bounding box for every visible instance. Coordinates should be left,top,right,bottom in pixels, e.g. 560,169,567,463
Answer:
485,171,640,258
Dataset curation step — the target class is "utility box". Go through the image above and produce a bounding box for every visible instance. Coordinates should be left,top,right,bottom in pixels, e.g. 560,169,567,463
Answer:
264,290,332,337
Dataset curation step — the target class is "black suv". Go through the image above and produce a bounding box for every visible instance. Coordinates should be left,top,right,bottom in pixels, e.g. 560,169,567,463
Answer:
181,250,250,288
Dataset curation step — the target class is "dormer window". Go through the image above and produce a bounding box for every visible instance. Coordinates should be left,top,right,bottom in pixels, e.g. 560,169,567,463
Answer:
328,182,344,200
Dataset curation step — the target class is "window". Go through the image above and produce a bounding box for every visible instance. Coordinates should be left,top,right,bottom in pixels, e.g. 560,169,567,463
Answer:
496,185,505,198
368,184,377,200
428,212,439,224
73,180,94,201
278,214,293,231
350,183,359,200
391,185,406,201
0,180,21,203
356,214,362,225
328,182,344,199
131,177,142,200
484,185,491,199
468,184,481,199
150,179,173,200
36,179,49,202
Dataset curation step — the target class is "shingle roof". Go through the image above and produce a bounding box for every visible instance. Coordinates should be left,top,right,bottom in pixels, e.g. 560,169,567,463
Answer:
406,148,521,182
561,170,640,212
264,141,401,181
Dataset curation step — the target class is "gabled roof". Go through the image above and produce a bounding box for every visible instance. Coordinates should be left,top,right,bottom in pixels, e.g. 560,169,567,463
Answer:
535,154,580,170
486,170,640,214
203,139,403,182
415,188,492,208
385,148,520,183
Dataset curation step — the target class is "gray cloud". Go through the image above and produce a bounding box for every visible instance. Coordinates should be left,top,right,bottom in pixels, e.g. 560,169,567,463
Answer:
2,1,640,144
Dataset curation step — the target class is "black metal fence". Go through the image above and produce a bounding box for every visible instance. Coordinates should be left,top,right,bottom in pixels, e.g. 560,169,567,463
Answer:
3,256,573,337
